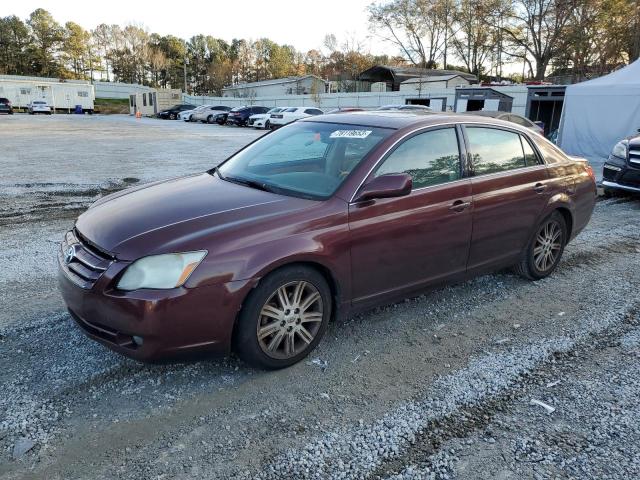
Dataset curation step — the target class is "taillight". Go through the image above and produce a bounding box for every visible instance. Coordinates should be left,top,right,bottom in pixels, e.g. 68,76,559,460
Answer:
586,165,596,182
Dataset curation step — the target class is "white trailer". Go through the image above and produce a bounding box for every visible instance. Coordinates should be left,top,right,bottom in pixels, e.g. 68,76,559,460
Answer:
0,78,95,113
129,88,182,116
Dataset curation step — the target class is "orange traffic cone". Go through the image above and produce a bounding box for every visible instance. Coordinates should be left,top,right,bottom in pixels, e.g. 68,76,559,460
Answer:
135,111,141,119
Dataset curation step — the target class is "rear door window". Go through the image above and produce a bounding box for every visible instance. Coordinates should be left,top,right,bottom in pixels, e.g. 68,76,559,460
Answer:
376,127,461,188
465,127,526,175
521,135,541,166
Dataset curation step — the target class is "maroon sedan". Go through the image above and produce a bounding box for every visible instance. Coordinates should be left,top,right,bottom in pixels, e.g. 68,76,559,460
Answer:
58,112,596,369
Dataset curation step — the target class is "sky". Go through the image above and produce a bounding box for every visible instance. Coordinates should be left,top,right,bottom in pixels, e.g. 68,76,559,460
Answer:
3,0,392,55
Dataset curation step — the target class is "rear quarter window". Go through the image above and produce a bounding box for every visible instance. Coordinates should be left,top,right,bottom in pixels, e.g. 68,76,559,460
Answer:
535,137,570,164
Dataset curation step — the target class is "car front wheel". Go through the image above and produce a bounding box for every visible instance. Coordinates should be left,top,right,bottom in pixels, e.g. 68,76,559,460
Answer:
234,266,331,369
514,211,567,280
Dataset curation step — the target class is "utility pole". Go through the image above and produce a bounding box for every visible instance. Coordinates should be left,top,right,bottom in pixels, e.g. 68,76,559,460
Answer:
183,56,188,94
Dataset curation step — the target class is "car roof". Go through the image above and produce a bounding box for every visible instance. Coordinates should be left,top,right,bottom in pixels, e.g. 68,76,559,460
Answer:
301,111,534,131
467,111,509,118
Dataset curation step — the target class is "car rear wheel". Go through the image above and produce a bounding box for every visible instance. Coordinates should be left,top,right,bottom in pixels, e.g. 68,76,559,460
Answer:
264,120,270,130
514,211,567,280
207,115,215,124
169,113,176,120
234,266,331,369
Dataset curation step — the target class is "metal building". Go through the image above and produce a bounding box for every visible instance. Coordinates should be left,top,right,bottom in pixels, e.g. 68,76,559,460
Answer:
525,85,566,136
454,87,514,113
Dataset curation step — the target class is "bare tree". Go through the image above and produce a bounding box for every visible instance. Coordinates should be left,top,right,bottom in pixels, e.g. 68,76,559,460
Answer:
368,0,451,68
450,0,504,77
502,0,576,80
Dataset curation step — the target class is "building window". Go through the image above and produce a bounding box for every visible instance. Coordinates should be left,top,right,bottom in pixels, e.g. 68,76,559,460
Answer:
143,93,147,106
130,96,134,107
78,91,88,98
171,93,179,99
148,93,153,106
20,88,31,95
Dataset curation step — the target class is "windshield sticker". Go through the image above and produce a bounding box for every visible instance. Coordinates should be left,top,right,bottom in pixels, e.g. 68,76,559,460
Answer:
330,130,372,139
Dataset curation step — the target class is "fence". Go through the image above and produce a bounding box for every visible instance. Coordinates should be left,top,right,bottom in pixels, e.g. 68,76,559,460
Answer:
183,86,529,115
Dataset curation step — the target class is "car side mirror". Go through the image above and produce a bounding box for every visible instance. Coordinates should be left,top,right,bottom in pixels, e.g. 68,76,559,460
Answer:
353,173,412,202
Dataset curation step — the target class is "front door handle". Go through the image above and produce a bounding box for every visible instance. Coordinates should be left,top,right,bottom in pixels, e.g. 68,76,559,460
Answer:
534,183,548,193
449,200,471,212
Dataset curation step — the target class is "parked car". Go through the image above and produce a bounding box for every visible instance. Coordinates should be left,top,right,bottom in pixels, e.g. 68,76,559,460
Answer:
468,111,545,136
248,107,285,129
192,105,232,124
0,97,13,115
269,106,324,128
178,106,206,122
227,106,271,126
377,104,432,111
157,104,196,120
602,131,640,195
58,112,596,369
27,100,52,115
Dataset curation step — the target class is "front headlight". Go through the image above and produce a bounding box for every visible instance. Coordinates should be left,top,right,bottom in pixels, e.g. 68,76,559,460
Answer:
612,140,628,159
117,251,207,291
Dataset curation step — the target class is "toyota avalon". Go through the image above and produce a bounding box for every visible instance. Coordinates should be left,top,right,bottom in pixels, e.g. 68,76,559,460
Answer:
58,112,596,369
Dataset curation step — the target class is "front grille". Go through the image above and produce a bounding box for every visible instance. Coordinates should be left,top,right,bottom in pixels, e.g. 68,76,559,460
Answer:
59,229,113,289
629,148,640,165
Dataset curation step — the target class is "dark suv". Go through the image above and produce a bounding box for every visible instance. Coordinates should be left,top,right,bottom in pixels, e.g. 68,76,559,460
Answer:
226,106,270,126
158,104,196,120
0,98,13,114
603,132,640,195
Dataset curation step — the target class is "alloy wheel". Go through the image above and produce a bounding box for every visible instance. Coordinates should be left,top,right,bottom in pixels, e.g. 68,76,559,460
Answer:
533,220,562,272
257,281,323,360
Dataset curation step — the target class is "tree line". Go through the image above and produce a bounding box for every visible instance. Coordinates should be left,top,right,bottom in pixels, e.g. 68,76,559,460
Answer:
0,3,638,96
0,9,404,95
368,0,640,81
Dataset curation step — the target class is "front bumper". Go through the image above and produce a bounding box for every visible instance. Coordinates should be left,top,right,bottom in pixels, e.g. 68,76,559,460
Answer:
227,117,246,125
603,154,640,193
58,242,252,361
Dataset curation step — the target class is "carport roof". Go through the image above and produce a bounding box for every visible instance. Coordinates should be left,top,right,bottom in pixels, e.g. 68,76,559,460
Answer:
359,66,477,86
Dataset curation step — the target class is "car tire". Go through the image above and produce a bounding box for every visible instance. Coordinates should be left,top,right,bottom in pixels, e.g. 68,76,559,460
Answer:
169,113,176,120
207,115,215,124
234,265,332,369
264,120,270,130
514,211,567,280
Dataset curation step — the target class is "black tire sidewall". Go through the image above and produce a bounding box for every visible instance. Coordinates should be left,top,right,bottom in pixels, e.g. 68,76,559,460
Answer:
234,266,332,369
526,212,567,279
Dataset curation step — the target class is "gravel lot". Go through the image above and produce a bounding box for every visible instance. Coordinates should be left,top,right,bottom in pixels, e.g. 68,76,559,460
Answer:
0,115,638,479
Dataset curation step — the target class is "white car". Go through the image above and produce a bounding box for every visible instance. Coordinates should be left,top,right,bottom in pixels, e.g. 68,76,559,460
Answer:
248,107,285,129
269,106,324,128
28,100,52,115
178,107,201,121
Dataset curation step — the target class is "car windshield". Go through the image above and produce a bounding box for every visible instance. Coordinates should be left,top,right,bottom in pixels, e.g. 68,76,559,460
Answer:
217,121,392,200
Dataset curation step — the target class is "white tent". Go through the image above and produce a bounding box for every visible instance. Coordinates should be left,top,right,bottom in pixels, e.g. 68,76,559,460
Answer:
559,59,640,161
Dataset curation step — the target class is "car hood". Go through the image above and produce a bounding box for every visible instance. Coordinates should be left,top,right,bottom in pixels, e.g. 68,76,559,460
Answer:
75,173,312,259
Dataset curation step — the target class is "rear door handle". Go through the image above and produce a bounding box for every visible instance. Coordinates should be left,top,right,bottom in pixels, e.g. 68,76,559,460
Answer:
449,200,471,212
534,183,547,193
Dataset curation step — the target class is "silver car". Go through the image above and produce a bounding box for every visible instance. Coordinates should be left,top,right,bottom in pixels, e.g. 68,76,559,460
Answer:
192,105,232,124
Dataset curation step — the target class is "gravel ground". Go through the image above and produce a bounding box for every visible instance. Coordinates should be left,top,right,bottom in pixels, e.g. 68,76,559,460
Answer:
0,115,639,479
